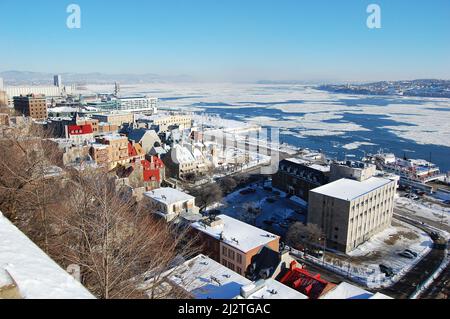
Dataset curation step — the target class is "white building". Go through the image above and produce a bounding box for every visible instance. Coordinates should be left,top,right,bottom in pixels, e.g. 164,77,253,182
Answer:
115,96,157,113
308,177,397,253
144,254,307,299
143,187,200,222
320,282,392,299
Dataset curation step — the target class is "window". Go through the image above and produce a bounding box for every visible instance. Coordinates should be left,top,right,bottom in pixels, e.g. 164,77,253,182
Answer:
236,267,242,275
222,246,227,255
237,253,242,264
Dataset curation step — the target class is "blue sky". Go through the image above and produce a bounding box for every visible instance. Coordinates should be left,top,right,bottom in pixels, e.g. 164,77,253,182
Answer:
0,0,449,82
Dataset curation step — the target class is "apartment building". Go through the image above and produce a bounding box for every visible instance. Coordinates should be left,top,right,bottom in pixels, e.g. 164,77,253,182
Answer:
330,161,376,182
13,94,48,120
273,158,330,202
308,177,397,253
90,134,129,169
191,215,280,276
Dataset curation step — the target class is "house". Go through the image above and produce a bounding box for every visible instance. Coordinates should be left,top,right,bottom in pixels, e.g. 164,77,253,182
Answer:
66,124,94,145
191,215,280,277
127,129,161,154
143,188,200,222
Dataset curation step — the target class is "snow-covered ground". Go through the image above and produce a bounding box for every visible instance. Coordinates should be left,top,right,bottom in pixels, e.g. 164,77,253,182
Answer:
211,182,306,237
319,220,433,288
396,197,450,227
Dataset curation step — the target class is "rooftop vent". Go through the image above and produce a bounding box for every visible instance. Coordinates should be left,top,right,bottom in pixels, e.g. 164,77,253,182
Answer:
240,279,266,298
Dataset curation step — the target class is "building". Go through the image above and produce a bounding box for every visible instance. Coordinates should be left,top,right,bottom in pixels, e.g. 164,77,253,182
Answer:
330,161,376,182
116,96,157,113
143,187,199,222
137,113,192,133
0,113,9,126
0,77,3,91
91,134,129,169
127,129,161,154
144,254,307,299
272,158,330,202
0,211,95,299
191,215,280,276
0,91,7,107
308,177,397,253
5,83,74,107
66,124,94,145
279,260,336,299
320,282,392,299
91,112,134,127
164,144,210,179
13,94,48,119
53,75,62,88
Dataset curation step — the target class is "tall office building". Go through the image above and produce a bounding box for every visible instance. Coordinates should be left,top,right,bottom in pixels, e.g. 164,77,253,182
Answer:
53,75,62,88
0,77,4,91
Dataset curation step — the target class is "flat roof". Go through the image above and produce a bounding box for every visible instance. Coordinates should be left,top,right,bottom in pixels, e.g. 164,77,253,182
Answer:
191,215,279,253
144,187,194,205
321,282,392,299
285,158,330,172
240,279,308,300
0,212,95,299
166,254,251,299
311,177,393,201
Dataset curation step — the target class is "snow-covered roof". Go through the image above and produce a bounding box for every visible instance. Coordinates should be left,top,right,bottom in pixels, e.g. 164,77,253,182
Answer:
191,215,279,253
171,144,195,164
144,187,194,205
311,177,393,201
321,282,392,299
238,279,308,300
166,254,252,299
0,212,95,299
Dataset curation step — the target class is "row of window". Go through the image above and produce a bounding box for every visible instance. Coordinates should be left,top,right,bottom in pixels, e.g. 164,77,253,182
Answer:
222,259,243,275
222,246,243,264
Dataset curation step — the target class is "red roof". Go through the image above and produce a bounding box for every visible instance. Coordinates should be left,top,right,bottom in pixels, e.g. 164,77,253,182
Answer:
68,124,93,136
279,261,332,299
142,157,164,183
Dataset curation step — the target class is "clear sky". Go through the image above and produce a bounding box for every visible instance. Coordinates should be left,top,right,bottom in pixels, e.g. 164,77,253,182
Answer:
0,0,449,82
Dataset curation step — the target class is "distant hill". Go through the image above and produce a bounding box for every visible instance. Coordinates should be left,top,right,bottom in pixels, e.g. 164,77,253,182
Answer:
0,70,194,85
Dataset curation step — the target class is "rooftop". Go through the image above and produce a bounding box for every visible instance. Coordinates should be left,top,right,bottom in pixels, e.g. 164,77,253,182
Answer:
191,215,279,253
0,212,95,299
165,254,252,299
321,282,392,299
144,187,194,205
163,255,306,299
310,177,393,201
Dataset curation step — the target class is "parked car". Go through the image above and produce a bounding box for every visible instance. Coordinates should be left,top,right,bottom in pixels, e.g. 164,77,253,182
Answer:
273,191,281,196
240,188,256,195
443,200,450,205
430,232,440,241
263,220,274,226
263,186,273,191
266,197,277,203
404,249,418,257
379,264,394,277
398,251,415,259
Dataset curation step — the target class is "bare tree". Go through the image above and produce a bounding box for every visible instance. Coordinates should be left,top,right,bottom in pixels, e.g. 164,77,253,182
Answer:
219,176,237,194
56,169,200,299
286,222,323,253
